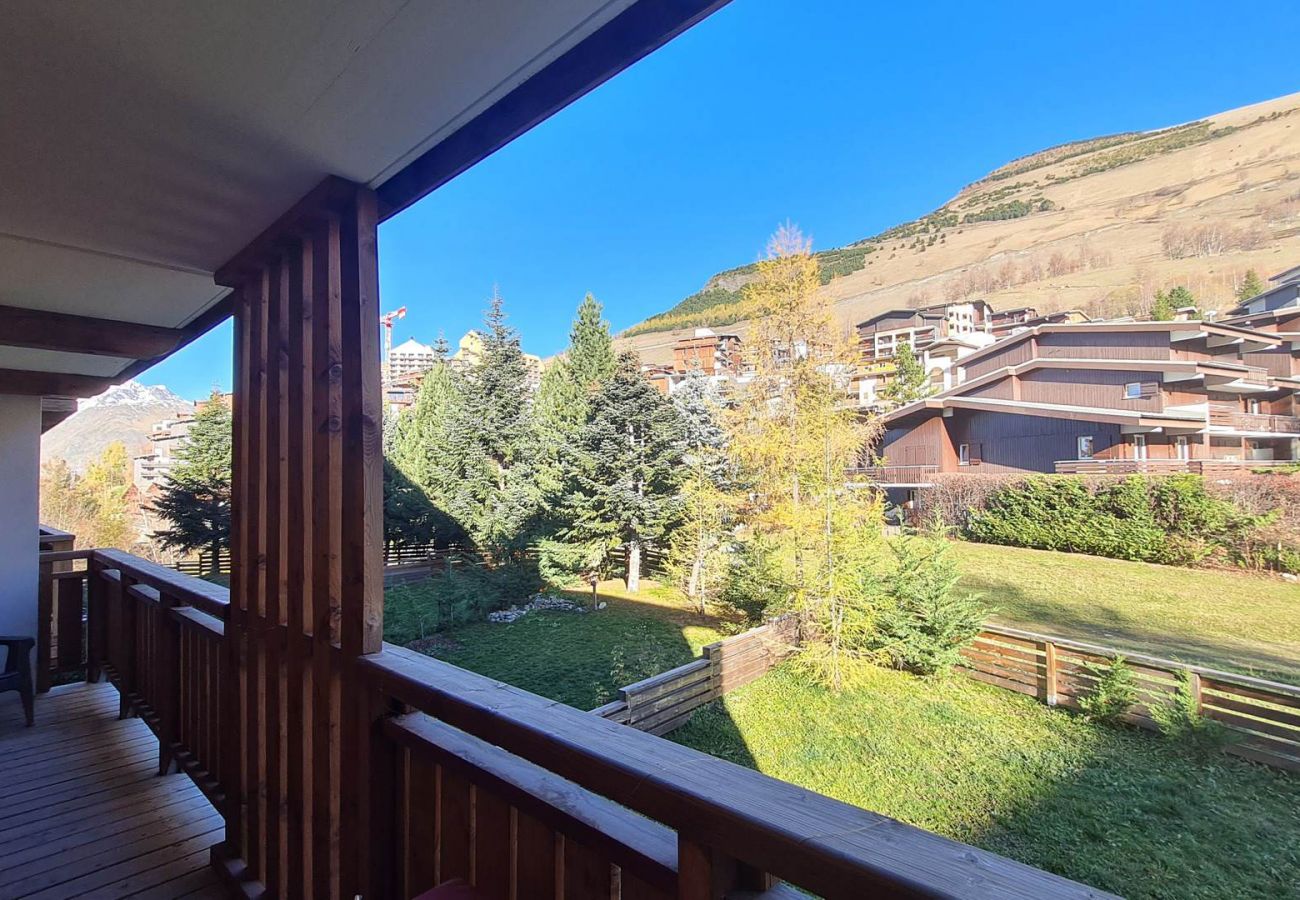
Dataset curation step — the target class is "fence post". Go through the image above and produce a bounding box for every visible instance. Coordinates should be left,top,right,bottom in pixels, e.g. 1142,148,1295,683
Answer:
1188,669,1203,715
156,591,183,775
36,555,53,693
1042,640,1058,707
86,559,103,683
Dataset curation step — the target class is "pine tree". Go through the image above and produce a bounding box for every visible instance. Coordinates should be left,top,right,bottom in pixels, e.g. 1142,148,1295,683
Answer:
880,341,932,408
1236,269,1266,303
562,353,685,592
153,396,232,574
1149,289,1176,321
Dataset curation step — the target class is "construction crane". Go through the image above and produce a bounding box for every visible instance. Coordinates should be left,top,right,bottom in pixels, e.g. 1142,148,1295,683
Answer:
380,306,407,381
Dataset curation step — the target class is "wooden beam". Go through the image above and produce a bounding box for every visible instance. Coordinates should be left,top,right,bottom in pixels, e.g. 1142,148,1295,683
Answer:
0,305,185,359
0,368,115,397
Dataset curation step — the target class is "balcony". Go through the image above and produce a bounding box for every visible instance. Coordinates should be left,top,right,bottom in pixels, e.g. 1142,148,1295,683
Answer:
17,538,1106,898
1055,459,1296,475
849,464,940,485
1209,407,1300,434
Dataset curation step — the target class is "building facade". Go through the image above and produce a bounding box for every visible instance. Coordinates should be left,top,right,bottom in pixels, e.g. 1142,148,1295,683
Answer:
875,319,1300,477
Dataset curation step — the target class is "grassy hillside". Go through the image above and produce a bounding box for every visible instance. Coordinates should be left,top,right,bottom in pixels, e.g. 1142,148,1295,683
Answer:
620,91,1300,362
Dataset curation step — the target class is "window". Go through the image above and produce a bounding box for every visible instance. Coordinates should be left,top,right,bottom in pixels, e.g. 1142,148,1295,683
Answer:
1077,435,1095,459
958,443,970,465
1132,434,1148,460
1124,382,1142,400
1248,399,1261,415
1176,435,1190,460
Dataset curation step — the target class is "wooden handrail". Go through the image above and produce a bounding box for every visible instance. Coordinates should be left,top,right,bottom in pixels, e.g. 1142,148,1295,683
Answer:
92,549,231,619
360,644,1108,899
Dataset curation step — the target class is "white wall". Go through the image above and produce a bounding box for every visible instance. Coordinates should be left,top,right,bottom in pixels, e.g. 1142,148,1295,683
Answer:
0,395,41,659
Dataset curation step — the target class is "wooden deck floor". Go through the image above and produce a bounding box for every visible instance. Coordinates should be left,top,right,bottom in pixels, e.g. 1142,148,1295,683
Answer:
0,681,225,899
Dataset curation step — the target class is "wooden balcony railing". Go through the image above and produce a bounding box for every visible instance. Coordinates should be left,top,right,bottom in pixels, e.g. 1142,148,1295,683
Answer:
1208,407,1300,434
1055,459,1296,476
35,543,1109,898
848,464,941,483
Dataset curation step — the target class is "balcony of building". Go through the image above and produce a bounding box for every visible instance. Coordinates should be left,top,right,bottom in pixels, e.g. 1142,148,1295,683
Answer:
4,533,1108,899
1208,406,1300,436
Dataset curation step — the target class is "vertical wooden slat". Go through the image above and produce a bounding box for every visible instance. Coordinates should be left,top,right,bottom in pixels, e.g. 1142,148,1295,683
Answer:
1042,640,1058,707
264,254,288,899
513,810,557,900
285,236,311,898
36,558,52,693
563,836,616,899
438,765,473,884
407,753,438,895
472,786,511,899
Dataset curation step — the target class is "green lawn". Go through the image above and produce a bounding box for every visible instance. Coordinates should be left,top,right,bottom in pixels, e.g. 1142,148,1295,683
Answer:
673,663,1300,900
951,541,1300,684
396,579,726,709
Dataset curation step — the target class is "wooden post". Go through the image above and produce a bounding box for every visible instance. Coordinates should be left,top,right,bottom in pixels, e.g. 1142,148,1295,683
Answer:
157,591,182,775
1188,669,1203,716
35,555,52,693
86,558,104,683
1042,640,1058,707
677,836,774,899
214,177,384,900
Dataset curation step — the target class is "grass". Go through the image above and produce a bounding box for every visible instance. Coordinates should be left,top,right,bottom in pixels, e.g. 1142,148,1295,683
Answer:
395,579,727,710
950,541,1300,684
673,663,1300,900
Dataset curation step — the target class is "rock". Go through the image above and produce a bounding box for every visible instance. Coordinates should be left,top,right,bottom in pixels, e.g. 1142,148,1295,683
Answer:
488,593,588,623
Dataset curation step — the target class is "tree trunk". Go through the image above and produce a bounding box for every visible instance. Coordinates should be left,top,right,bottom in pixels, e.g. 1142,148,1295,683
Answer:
626,539,642,593
688,557,702,613
209,539,223,579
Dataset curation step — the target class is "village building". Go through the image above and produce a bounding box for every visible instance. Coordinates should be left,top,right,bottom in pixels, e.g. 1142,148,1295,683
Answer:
872,314,1300,486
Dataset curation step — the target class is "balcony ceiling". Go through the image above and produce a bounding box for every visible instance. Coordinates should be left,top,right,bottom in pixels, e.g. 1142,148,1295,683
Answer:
0,0,723,411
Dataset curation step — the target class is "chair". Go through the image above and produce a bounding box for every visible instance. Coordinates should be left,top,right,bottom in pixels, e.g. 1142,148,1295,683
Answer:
0,637,35,726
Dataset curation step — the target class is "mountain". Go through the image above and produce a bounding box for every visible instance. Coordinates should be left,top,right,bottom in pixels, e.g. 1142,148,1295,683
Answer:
619,91,1300,364
42,381,191,472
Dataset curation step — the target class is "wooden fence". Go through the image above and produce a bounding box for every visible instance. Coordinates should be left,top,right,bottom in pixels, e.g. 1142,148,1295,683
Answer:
592,615,799,735
960,624,1300,773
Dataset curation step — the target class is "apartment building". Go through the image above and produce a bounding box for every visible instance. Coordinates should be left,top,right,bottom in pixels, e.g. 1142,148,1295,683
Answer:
855,301,997,406
874,318,1300,477
647,328,747,395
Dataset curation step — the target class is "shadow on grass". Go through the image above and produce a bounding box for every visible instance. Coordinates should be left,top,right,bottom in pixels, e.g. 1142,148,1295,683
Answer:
389,577,760,768
966,572,1300,684
674,662,1300,900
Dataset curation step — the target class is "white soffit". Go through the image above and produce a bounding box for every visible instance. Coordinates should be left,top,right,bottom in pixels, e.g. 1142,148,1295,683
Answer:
0,0,637,332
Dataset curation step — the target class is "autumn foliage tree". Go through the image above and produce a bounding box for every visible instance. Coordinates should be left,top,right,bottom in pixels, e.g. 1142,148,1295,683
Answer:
729,223,884,687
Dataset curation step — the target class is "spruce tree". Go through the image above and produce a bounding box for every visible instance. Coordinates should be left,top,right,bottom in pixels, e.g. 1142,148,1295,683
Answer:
563,353,685,592
456,291,541,551
880,341,932,409
667,373,735,612
153,395,232,575
1150,289,1176,321
1236,269,1265,303
567,293,617,392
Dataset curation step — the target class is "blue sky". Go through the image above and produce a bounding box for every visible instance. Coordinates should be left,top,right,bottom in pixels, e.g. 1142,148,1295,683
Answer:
147,0,1300,399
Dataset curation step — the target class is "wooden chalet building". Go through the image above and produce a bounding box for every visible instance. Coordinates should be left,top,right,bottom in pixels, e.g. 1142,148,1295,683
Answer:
0,3,1107,899
874,314,1300,482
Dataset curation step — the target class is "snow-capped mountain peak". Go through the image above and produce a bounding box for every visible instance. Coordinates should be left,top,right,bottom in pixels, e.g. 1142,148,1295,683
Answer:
77,381,188,411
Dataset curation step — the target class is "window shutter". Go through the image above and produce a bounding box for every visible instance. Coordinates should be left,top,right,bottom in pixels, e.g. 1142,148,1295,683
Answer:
969,442,983,464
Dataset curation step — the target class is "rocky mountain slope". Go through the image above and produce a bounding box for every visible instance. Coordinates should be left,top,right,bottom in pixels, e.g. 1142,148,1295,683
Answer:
620,91,1300,365
42,382,190,472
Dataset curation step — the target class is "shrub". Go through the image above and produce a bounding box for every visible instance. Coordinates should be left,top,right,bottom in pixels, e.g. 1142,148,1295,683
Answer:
719,534,792,624
873,535,989,675
1150,670,1229,750
965,475,1258,566
1076,656,1138,725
